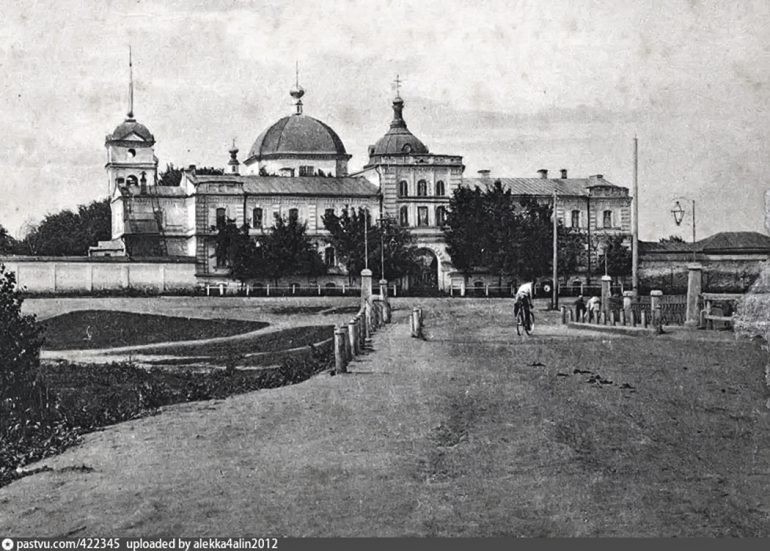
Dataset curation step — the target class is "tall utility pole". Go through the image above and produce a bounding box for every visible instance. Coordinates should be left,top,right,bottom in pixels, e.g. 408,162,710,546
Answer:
363,208,369,270
552,190,558,310
632,136,639,296
691,199,696,263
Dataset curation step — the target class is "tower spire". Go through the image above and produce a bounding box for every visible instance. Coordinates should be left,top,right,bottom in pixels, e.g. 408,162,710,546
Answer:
390,74,406,129
289,60,305,115
127,45,134,120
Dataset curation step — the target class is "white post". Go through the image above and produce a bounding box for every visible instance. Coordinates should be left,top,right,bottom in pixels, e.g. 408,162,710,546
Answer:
266,283,270,296
685,264,703,328
318,283,322,296
219,282,224,296
361,268,373,307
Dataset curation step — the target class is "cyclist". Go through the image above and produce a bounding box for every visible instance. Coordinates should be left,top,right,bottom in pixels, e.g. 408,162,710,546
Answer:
514,281,534,328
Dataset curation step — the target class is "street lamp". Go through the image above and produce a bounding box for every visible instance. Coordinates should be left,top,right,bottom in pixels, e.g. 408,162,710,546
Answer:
671,198,696,261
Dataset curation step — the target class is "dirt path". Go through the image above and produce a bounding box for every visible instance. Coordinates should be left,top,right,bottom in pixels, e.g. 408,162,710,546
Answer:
2,301,769,536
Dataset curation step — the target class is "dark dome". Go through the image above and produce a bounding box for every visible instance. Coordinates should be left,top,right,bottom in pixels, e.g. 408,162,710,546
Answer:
369,96,428,157
247,114,348,161
106,118,155,144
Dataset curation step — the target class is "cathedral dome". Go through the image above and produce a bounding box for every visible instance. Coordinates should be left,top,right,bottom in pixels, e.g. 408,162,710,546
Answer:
246,113,348,162
369,95,429,157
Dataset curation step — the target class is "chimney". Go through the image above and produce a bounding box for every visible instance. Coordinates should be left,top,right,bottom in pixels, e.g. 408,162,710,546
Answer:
537,169,548,179
477,169,491,181
589,174,604,182
560,168,568,179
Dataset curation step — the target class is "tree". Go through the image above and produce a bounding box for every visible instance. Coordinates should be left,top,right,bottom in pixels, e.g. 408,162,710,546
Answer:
0,225,16,254
195,167,225,176
597,235,632,279
0,264,45,436
158,163,183,187
557,226,587,283
260,213,325,284
18,199,111,256
322,208,416,282
443,185,487,281
659,234,685,243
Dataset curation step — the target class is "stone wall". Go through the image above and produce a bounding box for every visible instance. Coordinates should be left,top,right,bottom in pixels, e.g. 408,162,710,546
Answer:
0,257,196,293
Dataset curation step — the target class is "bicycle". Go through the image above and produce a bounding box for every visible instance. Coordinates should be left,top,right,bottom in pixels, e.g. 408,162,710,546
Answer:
515,305,535,336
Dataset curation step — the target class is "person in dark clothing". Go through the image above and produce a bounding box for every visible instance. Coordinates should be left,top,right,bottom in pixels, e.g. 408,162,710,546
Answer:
574,295,586,320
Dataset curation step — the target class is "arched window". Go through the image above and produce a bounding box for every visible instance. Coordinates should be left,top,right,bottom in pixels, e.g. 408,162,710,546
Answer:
435,206,447,226
398,180,408,197
417,180,427,196
252,208,263,228
215,207,226,228
399,206,409,226
289,208,299,222
571,210,580,228
436,180,445,196
603,210,613,228
417,206,429,226
126,175,138,186
324,246,336,267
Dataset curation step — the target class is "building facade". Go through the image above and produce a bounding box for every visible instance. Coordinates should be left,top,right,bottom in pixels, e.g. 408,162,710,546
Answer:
92,66,633,292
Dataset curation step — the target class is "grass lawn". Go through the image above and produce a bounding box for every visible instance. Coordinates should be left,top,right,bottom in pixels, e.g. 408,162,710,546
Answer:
41,310,269,350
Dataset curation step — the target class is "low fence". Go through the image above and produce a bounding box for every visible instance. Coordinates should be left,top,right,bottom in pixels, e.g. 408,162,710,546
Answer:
332,294,392,374
564,292,689,328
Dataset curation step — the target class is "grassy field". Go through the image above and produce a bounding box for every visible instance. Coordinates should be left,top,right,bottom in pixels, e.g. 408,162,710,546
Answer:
41,310,269,350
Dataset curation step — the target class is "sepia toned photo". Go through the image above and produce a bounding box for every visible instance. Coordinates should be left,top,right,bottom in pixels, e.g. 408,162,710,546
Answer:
1,0,769,544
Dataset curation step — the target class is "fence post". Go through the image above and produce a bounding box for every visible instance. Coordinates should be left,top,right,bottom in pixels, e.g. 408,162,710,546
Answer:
266,283,270,296
347,318,358,356
601,275,612,318
206,284,210,296
318,283,322,296
685,264,703,328
219,283,224,296
461,279,466,297
561,306,567,325
485,284,489,297
334,325,347,373
641,310,647,328
630,309,636,327
610,310,616,326
339,324,351,362
620,309,626,326
246,284,250,297
450,283,453,297
342,282,346,295
650,290,663,333
600,311,606,325
412,307,423,338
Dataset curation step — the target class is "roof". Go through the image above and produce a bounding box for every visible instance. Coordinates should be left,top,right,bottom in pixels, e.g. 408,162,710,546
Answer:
246,114,348,162
188,174,380,197
106,117,155,144
369,96,429,157
116,186,188,198
640,232,770,254
463,177,624,196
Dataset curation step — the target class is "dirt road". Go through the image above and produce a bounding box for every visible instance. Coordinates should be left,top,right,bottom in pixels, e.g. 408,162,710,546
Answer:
2,300,769,536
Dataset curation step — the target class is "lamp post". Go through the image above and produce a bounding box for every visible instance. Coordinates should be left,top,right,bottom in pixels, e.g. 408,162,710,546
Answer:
671,199,696,262
363,207,369,270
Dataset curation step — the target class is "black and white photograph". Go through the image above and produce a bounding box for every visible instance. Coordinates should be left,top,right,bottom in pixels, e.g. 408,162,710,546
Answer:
1,0,770,543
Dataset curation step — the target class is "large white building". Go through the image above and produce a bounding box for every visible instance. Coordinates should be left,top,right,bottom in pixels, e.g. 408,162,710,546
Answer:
93,67,632,292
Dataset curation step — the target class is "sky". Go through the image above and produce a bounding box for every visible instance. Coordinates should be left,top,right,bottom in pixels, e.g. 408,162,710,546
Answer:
1,0,769,241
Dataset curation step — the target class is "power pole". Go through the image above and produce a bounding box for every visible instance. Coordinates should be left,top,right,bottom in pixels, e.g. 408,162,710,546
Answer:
552,190,558,310
632,136,639,296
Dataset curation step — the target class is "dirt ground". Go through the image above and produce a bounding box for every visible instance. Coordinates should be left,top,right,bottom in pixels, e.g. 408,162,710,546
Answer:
3,298,769,536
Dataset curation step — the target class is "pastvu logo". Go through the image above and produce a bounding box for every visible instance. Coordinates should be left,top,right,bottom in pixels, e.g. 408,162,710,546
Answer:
2,538,14,551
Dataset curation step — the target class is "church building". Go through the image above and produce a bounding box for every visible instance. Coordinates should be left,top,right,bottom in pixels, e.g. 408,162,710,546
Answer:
92,60,632,292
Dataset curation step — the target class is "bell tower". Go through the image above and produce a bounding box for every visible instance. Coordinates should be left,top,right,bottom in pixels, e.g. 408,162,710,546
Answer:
105,47,157,195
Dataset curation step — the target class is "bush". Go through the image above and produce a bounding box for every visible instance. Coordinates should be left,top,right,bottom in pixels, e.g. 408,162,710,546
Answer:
0,264,47,434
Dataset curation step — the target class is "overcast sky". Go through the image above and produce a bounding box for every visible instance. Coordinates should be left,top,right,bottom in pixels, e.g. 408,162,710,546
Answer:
2,0,769,240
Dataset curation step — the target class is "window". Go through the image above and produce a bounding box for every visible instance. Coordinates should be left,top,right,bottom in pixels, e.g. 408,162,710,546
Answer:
252,208,263,228
324,208,335,221
436,180,445,196
398,180,408,197
417,180,427,196
418,206,429,227
299,165,314,176
603,210,613,228
289,208,299,222
215,207,226,228
126,175,138,186
571,210,580,229
324,246,335,267
399,206,409,226
127,148,136,158
435,206,447,226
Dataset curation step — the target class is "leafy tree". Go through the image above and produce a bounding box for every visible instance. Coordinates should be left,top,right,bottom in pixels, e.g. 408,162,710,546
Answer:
444,185,487,281
158,163,183,187
322,208,416,282
557,226,587,283
0,225,16,254
0,264,45,437
659,234,685,243
195,167,225,176
596,235,632,279
260,213,325,284
17,199,111,256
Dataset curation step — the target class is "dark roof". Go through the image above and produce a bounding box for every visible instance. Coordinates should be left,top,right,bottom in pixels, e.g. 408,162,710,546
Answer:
189,174,380,197
640,232,770,254
369,96,429,157
246,114,348,162
463,177,623,196
106,117,155,143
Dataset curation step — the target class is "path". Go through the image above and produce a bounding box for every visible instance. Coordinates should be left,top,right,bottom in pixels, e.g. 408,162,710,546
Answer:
2,300,769,536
